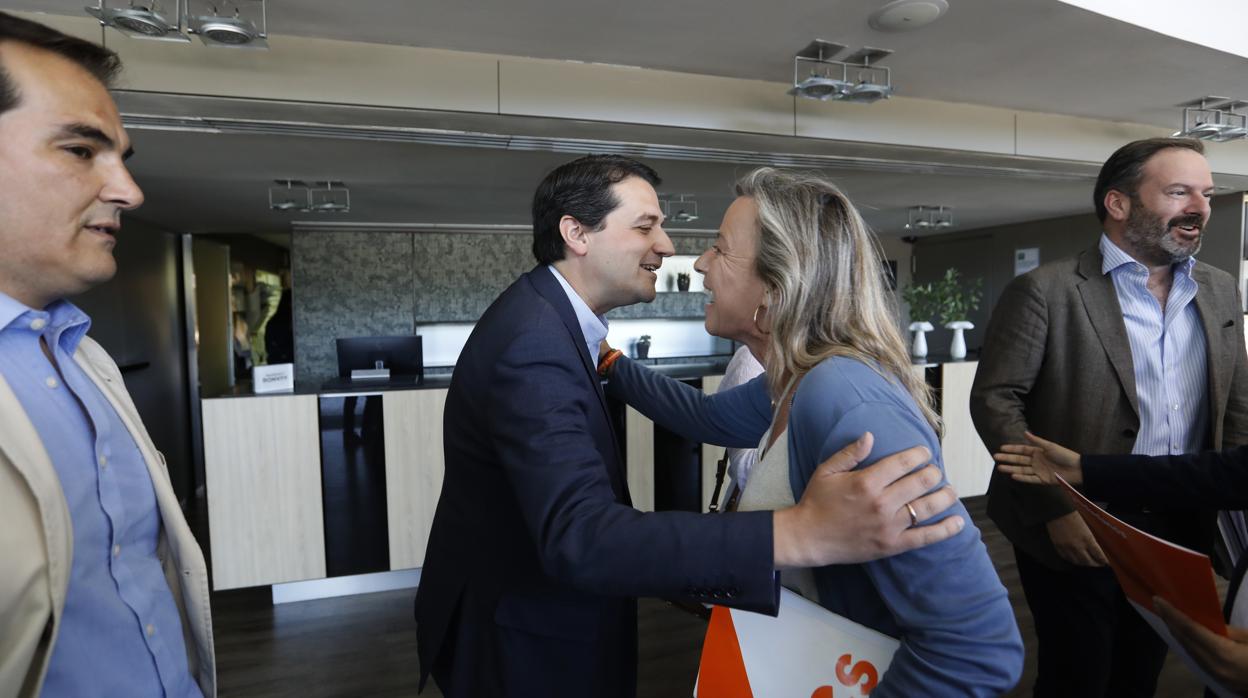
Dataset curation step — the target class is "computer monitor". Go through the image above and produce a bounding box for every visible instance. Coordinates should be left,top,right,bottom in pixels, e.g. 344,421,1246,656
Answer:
335,336,423,379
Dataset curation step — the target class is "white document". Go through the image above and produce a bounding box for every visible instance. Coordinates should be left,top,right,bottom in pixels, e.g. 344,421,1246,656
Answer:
1131,599,1238,698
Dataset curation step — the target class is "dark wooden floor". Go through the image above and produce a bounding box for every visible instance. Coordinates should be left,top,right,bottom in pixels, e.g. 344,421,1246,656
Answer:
205,496,1212,697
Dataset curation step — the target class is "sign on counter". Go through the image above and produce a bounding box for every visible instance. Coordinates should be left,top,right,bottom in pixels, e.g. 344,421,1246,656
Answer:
254,363,295,393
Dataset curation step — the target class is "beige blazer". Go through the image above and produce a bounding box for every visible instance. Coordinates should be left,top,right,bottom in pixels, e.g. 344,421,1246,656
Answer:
0,336,215,698
971,245,1248,569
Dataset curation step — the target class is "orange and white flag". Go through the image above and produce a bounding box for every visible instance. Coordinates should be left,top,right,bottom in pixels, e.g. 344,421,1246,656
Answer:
696,588,899,697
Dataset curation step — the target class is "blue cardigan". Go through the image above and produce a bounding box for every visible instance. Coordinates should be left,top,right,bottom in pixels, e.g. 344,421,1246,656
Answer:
607,355,1023,697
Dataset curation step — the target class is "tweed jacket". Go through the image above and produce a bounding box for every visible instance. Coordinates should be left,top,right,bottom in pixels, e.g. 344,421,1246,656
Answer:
970,244,1248,569
0,336,215,698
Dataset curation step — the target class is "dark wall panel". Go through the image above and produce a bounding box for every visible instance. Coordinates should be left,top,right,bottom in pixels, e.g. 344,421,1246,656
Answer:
73,218,194,501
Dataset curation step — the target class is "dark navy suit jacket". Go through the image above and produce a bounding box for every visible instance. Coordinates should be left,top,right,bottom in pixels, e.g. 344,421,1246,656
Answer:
1082,446,1248,511
414,266,777,698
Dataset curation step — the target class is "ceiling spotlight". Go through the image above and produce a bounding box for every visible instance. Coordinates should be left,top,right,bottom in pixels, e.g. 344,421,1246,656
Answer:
188,0,268,48
269,180,309,212
1175,97,1248,141
904,205,953,231
849,81,893,103
789,40,848,101
1209,104,1248,141
789,41,894,104
309,181,350,213
661,195,699,223
789,75,852,101
1217,125,1248,141
842,47,895,104
198,17,257,44
85,1,189,42
1188,121,1231,138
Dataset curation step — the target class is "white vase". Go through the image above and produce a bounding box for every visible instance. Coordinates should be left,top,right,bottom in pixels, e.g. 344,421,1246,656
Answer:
949,328,967,360
945,320,974,360
911,329,929,358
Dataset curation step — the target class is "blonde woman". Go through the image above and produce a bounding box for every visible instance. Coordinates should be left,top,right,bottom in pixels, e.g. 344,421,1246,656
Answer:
603,168,1022,696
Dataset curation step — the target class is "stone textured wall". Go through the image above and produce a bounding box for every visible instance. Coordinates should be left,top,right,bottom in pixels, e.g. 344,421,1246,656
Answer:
292,230,715,380
410,233,533,321
293,231,417,381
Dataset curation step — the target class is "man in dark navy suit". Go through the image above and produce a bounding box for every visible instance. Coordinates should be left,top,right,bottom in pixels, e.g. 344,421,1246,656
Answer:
414,155,964,697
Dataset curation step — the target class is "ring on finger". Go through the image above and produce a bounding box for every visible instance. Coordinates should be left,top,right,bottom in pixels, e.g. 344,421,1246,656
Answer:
906,502,919,527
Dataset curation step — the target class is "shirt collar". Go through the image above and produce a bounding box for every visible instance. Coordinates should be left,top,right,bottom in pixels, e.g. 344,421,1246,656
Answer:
0,291,27,334
547,264,610,354
0,290,92,353
1099,233,1197,280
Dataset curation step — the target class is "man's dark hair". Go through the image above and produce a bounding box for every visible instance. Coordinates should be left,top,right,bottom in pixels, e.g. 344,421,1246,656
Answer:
1093,137,1206,223
531,154,662,265
0,11,122,115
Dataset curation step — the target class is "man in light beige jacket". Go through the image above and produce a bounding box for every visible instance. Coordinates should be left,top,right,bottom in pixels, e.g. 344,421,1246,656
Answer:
0,13,214,697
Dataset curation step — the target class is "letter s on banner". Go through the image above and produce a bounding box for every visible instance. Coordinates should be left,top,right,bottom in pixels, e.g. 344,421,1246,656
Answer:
835,653,880,695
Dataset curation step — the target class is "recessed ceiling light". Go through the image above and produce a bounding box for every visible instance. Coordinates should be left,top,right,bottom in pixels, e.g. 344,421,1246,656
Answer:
868,0,949,32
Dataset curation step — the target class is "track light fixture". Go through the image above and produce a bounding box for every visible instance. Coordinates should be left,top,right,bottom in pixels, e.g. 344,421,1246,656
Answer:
904,206,954,231
85,0,268,48
188,1,268,48
269,180,350,213
661,195,699,223
788,40,894,104
86,1,189,42
309,181,350,213
269,180,310,212
788,41,852,101
1174,97,1248,141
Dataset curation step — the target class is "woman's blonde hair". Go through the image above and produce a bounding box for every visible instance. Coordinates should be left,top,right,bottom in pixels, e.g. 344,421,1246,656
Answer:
737,167,940,433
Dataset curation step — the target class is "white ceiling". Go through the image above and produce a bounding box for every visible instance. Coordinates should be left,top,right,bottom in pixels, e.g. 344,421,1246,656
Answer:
15,0,1248,126
8,0,1248,237
126,124,1097,236
114,91,1111,237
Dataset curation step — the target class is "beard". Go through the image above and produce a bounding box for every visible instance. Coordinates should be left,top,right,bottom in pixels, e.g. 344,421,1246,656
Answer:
1122,199,1203,267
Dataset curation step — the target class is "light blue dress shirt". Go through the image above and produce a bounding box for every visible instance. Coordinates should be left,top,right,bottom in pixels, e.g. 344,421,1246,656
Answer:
1100,234,1209,456
547,265,609,363
0,291,200,698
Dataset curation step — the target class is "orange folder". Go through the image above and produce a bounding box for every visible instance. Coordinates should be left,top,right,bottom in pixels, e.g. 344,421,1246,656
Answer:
1058,476,1227,637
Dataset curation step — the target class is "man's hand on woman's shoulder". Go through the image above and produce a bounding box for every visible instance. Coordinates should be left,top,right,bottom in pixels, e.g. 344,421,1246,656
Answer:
773,432,962,568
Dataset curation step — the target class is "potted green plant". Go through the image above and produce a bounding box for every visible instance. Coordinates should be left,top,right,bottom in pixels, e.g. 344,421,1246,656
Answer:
901,283,939,358
933,268,983,359
903,268,983,359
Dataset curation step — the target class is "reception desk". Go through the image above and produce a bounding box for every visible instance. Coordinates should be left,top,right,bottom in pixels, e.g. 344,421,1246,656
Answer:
202,379,449,591
931,360,994,498
201,358,990,591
